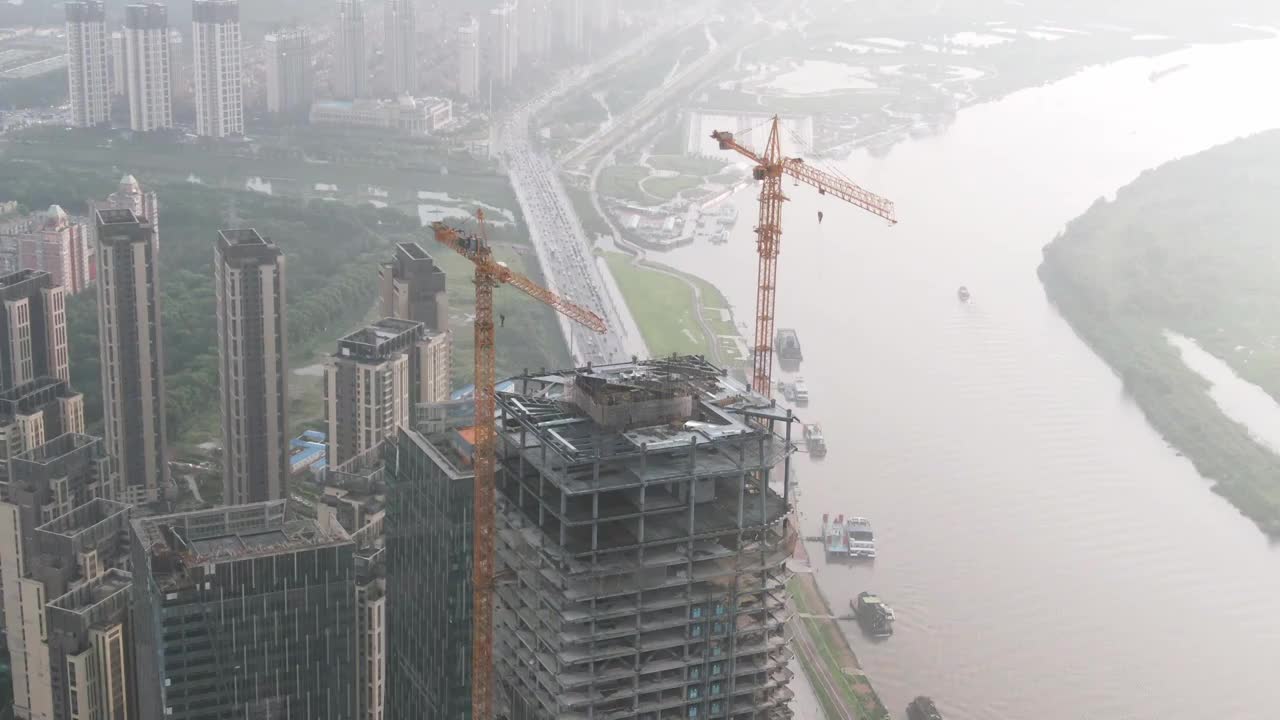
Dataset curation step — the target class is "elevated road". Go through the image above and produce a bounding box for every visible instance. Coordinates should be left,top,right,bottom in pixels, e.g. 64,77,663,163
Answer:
495,5,721,365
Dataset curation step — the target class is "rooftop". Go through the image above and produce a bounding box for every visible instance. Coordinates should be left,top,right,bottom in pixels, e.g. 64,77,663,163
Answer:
336,317,424,361
496,356,796,493
133,502,350,577
95,208,138,226
218,227,266,246
0,268,50,291
217,228,281,264
12,433,99,467
47,568,132,616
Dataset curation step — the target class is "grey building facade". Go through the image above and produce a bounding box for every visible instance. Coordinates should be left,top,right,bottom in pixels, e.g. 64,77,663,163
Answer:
215,229,288,505
95,208,169,504
335,0,367,100
65,1,111,128
378,242,448,333
324,318,450,468
130,502,359,720
383,0,417,95
123,3,173,132
492,357,798,720
384,403,475,720
264,27,312,114
0,270,84,484
0,435,122,720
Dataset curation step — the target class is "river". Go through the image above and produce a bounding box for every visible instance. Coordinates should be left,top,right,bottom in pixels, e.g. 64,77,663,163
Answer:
657,36,1280,720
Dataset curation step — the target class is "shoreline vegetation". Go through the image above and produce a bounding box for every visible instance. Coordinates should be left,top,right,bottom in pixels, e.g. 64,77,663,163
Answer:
1039,130,1280,537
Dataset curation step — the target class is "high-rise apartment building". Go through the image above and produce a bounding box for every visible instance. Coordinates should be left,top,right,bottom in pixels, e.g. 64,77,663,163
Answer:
456,18,480,100
0,270,84,484
557,0,586,56
131,502,359,720
192,0,243,138
0,269,70,390
95,208,168,505
110,31,126,95
123,3,173,131
517,0,551,63
384,0,417,95
378,242,449,332
65,1,111,127
14,206,92,294
320,448,388,720
215,228,288,505
385,402,475,720
492,357,798,719
335,0,368,100
324,318,448,467
484,4,518,88
99,173,159,239
265,27,312,114
0,434,124,720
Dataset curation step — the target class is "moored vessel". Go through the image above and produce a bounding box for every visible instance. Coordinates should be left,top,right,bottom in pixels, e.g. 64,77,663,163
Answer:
776,328,803,371
907,696,943,720
804,423,827,457
853,591,894,637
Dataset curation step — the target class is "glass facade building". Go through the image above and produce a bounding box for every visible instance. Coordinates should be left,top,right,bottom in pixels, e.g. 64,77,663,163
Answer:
385,403,474,720
130,502,358,720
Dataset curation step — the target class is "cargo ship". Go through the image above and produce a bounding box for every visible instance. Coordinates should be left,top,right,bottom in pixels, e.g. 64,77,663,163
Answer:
846,517,876,559
821,514,849,558
853,592,894,637
804,424,827,457
776,328,803,371
907,697,944,720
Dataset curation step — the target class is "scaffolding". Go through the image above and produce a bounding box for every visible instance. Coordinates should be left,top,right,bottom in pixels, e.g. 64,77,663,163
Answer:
492,356,797,720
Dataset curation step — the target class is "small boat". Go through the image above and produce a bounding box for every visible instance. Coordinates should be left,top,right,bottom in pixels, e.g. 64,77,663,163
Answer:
956,286,971,302
804,424,827,458
821,514,849,558
817,210,824,223
846,517,875,559
907,696,944,720
852,592,894,637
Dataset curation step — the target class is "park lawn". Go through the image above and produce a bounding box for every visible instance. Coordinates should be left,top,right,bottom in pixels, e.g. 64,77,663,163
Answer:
640,173,703,201
602,253,709,357
597,164,653,203
648,154,728,176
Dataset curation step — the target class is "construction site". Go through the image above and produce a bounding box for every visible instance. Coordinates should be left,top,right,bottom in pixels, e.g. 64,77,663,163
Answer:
489,356,799,719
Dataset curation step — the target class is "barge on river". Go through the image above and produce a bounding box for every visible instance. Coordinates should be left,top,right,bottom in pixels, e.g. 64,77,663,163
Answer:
776,328,803,371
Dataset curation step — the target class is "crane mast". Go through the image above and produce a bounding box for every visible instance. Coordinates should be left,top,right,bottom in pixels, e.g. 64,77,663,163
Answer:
712,115,897,396
432,212,606,720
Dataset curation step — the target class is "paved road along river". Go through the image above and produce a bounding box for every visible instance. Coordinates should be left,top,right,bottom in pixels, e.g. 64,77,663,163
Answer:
659,36,1280,720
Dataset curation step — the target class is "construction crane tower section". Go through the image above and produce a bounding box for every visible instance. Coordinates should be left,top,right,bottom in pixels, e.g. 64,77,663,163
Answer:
711,116,897,397
431,212,606,720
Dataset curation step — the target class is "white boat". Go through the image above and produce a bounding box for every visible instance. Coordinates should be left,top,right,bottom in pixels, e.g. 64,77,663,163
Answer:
846,517,876,559
792,377,809,405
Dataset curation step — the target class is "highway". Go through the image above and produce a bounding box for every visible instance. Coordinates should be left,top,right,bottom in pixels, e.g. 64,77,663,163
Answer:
494,4,720,366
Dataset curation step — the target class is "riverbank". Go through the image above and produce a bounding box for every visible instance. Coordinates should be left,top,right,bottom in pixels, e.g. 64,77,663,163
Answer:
790,540,889,720
1039,130,1280,536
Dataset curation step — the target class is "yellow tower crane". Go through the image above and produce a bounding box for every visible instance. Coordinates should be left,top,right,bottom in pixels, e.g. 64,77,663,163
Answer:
431,211,608,719
711,115,898,397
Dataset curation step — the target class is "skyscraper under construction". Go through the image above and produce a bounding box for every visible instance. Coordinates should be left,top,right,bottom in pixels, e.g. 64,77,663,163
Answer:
491,356,799,719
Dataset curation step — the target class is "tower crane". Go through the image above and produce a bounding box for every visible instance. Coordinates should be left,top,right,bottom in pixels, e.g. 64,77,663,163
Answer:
431,211,608,720
711,115,897,397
